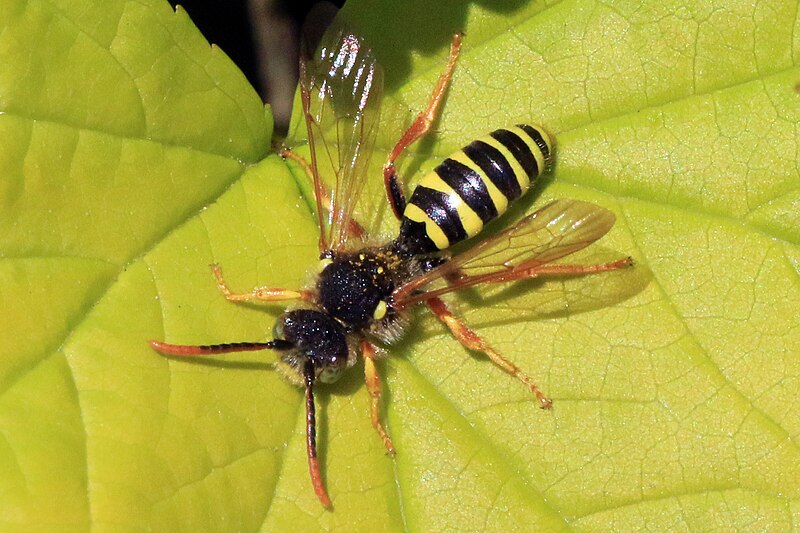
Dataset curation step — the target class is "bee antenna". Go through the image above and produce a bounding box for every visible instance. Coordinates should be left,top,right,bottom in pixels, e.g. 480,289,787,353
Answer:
303,360,332,508
149,339,293,357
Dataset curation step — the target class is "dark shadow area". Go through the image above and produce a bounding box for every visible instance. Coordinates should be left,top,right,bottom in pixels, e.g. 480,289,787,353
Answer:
169,0,263,93
342,0,534,92
171,0,346,134
170,0,539,134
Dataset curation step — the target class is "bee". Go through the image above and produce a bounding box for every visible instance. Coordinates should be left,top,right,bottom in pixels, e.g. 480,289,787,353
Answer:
150,27,633,509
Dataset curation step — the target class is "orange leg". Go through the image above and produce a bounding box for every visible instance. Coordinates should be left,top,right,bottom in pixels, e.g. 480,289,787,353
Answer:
361,340,396,455
489,257,635,284
280,148,366,240
211,264,312,303
383,34,462,219
396,257,634,309
426,296,553,409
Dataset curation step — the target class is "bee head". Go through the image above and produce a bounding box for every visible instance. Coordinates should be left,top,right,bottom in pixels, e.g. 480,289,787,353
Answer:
273,309,351,384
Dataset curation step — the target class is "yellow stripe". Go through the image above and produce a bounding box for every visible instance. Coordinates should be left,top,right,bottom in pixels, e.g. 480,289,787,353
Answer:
403,203,450,250
418,172,484,237
448,151,508,214
511,125,551,175
481,133,530,192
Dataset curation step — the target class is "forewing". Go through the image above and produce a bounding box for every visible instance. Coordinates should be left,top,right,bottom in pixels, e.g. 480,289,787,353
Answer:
300,26,384,252
393,199,618,306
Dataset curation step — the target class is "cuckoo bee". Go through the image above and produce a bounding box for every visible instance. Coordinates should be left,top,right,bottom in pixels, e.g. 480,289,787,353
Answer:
151,26,632,508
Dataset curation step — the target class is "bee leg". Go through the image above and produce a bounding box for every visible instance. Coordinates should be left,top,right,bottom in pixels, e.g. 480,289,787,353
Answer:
280,147,366,240
383,34,462,219
426,296,553,409
491,257,635,283
361,340,397,455
211,264,313,303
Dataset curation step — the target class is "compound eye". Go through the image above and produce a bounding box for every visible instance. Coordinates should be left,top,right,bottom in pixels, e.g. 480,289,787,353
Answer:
272,314,287,339
318,360,345,383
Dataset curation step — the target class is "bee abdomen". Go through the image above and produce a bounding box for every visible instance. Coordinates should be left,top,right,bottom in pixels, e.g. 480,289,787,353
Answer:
398,124,553,254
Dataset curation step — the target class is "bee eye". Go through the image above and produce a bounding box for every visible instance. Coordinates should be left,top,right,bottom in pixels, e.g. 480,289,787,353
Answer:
318,363,345,383
272,318,285,339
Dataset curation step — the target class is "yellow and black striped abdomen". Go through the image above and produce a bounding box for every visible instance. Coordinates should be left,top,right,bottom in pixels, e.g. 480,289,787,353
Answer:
398,124,553,254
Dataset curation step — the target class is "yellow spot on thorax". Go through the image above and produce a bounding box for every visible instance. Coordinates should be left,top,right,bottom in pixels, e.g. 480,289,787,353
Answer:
373,300,387,320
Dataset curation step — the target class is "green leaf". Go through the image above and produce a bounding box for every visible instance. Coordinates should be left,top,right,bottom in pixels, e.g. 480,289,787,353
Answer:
2,0,798,530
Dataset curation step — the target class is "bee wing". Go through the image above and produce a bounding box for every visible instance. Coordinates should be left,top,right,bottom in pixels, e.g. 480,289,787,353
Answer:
300,25,384,253
393,199,618,307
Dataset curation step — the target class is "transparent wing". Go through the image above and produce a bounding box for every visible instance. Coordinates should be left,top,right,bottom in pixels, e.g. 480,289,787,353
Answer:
300,25,384,253
393,199,619,306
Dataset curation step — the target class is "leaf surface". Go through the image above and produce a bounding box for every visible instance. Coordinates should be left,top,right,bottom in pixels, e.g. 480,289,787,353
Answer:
1,0,798,530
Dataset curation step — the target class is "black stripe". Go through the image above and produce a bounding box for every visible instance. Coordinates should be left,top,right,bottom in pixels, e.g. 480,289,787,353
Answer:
463,140,521,200
435,158,498,223
518,124,551,171
408,186,468,245
490,128,538,178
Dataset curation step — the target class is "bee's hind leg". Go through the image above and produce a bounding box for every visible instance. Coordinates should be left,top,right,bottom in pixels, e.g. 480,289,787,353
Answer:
383,34,462,219
425,296,553,409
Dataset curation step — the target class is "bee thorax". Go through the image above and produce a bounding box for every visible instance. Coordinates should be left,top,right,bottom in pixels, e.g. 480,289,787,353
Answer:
317,251,396,330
